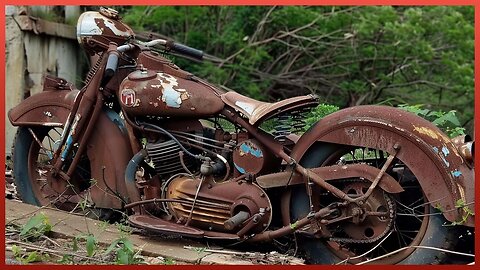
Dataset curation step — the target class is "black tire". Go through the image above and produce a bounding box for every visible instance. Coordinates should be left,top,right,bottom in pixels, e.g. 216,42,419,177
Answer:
290,142,458,265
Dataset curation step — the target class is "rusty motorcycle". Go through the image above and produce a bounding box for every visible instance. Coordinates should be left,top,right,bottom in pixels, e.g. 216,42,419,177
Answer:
8,8,474,264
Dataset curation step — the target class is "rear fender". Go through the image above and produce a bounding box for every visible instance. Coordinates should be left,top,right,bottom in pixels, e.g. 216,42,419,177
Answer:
9,90,132,209
291,105,474,226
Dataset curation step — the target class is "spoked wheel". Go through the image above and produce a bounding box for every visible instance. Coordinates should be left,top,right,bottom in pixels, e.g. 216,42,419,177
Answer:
12,126,92,211
291,143,457,265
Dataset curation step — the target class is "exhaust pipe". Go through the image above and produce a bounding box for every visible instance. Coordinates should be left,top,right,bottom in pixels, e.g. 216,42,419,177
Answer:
451,135,474,164
125,149,148,213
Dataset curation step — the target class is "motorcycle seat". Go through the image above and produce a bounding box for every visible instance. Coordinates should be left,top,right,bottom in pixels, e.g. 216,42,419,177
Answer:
221,91,318,125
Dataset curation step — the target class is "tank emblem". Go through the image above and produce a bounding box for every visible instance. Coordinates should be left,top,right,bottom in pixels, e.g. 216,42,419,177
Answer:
121,89,136,107
157,73,190,108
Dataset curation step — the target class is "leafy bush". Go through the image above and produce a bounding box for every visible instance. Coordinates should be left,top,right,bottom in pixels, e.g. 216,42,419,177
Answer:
398,104,466,137
304,104,340,131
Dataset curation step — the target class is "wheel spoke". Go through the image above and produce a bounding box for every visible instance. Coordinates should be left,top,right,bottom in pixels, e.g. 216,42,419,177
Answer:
308,146,434,264
24,126,92,214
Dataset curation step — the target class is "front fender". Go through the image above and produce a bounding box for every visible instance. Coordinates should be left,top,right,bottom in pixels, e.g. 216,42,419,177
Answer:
8,89,133,209
8,90,79,127
291,105,474,226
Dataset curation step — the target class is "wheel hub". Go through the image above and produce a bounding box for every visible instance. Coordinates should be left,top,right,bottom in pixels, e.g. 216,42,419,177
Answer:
337,181,395,243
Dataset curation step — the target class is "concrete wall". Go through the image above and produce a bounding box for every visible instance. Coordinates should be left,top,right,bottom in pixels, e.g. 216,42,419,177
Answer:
5,6,84,157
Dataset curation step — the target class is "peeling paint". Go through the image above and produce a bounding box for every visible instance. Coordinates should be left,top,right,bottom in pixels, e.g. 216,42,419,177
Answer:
61,114,81,161
451,170,462,178
240,142,263,158
440,156,450,168
102,18,132,36
456,183,466,202
104,108,127,134
235,101,255,115
41,122,63,127
234,163,246,174
157,72,190,108
442,146,450,157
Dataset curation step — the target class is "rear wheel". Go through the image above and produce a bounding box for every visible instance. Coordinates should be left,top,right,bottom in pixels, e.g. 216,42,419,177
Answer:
290,143,458,264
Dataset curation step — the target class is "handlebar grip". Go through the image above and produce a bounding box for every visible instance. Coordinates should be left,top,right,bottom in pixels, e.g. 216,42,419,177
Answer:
171,42,203,60
104,52,119,78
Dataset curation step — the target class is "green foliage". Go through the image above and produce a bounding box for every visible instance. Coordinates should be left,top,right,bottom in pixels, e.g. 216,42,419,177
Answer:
56,254,74,264
20,213,52,240
163,257,176,265
119,6,473,133
72,236,79,252
447,199,474,226
86,234,97,257
259,103,339,134
304,104,340,131
104,236,143,265
11,245,46,264
97,222,143,265
398,104,465,137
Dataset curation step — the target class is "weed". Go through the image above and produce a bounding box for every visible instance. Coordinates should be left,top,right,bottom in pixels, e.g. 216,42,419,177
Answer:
86,234,97,257
97,220,110,232
449,199,474,226
164,257,176,265
19,212,52,240
104,236,144,265
56,254,74,264
11,245,46,264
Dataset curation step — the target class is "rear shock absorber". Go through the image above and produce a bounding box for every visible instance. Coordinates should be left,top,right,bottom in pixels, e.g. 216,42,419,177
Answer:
273,114,291,143
290,108,308,133
273,109,309,143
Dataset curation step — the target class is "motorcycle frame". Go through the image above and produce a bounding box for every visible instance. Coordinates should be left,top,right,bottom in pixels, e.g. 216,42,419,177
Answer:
8,41,474,227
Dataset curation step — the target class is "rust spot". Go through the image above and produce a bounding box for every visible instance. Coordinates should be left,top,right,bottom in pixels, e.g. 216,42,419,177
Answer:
413,125,450,143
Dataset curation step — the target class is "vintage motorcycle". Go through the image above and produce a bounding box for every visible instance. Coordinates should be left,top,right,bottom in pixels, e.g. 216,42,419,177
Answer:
8,8,474,264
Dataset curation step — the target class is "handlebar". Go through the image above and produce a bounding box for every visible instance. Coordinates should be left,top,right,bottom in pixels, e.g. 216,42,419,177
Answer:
136,39,204,61
101,39,203,85
104,51,119,78
170,42,204,60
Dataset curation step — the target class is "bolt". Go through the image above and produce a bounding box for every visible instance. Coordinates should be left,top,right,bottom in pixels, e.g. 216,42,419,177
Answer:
265,207,270,212
260,193,265,197
263,223,268,227
393,143,401,150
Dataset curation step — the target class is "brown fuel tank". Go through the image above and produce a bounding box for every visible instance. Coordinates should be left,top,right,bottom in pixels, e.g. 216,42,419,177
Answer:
118,69,224,117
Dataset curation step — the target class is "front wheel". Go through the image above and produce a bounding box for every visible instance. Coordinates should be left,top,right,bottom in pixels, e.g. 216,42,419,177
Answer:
290,143,458,264
12,126,99,215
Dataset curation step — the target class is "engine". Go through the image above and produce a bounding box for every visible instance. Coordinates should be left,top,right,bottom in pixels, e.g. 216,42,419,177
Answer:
145,139,196,178
165,174,272,233
138,120,276,233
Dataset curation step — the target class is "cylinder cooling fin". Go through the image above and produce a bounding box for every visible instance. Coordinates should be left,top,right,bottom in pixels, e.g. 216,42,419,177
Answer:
145,139,196,177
